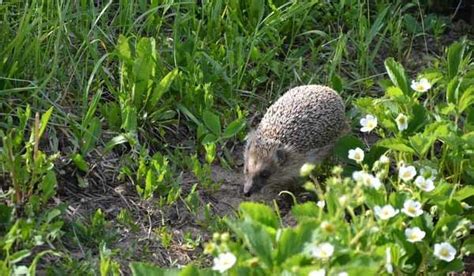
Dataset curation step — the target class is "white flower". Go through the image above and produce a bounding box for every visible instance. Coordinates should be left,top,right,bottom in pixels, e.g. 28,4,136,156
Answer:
317,200,325,208
405,227,426,243
337,272,348,276
402,199,423,217
374,205,399,220
309,242,335,259
348,147,364,163
434,242,457,262
360,114,377,132
411,78,432,93
414,176,435,192
398,165,417,182
308,269,326,276
366,174,382,190
385,247,393,274
395,114,408,131
212,252,236,273
352,170,366,182
379,155,390,164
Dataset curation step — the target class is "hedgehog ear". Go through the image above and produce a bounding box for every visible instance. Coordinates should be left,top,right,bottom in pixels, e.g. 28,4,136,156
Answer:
274,147,288,166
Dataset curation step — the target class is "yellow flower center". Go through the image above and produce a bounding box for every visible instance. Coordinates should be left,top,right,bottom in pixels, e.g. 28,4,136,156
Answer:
403,171,412,178
440,248,450,257
408,206,416,214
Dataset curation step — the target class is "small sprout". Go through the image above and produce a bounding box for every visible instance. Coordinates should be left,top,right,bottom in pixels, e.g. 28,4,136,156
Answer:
434,242,457,262
411,78,432,93
308,269,326,276
398,165,417,182
395,114,408,131
300,163,316,177
360,114,378,132
212,252,237,273
414,176,435,192
348,147,364,163
374,205,399,220
308,242,334,260
405,227,426,243
402,199,423,217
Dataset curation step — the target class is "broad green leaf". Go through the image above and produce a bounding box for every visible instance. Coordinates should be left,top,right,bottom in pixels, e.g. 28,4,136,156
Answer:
333,135,365,160
409,133,434,157
10,250,31,264
223,118,245,138
406,104,428,134
147,68,179,111
239,221,273,267
202,110,221,136
121,105,137,133
447,41,465,80
275,221,317,264
445,199,463,215
384,58,410,96
291,202,319,222
239,202,279,229
377,138,415,153
130,262,179,276
82,117,101,155
454,186,474,201
104,134,130,153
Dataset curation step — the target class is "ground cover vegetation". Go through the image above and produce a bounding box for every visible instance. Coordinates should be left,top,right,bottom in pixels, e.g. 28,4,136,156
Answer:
0,0,473,275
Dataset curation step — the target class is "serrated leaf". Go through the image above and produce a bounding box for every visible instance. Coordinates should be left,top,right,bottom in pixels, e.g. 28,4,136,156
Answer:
384,58,410,96
377,138,415,153
239,202,278,229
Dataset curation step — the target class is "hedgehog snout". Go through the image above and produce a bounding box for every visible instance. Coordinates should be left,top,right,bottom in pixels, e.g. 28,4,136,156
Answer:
243,176,264,197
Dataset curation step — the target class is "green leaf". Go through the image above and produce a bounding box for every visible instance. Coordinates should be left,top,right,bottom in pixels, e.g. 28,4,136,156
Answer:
82,117,101,155
459,86,474,113
275,221,317,264
39,170,57,202
454,186,474,201
291,202,319,222
0,204,13,228
333,135,365,160
446,77,461,105
116,35,132,62
10,250,31,264
237,220,273,267
447,41,465,80
202,110,221,136
39,107,54,138
239,202,279,229
384,58,410,96
130,262,179,276
377,138,415,153
104,134,130,153
445,199,463,215
223,118,245,138
147,68,179,111
406,104,428,134
409,133,435,157
72,153,89,172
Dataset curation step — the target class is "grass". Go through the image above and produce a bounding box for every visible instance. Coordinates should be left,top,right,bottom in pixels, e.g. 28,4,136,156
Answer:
0,0,473,274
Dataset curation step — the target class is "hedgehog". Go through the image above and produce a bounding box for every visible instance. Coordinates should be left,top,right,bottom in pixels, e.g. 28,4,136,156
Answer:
243,85,347,197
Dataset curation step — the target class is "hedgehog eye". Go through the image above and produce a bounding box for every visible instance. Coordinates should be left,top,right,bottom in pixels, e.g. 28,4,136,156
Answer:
260,170,271,178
